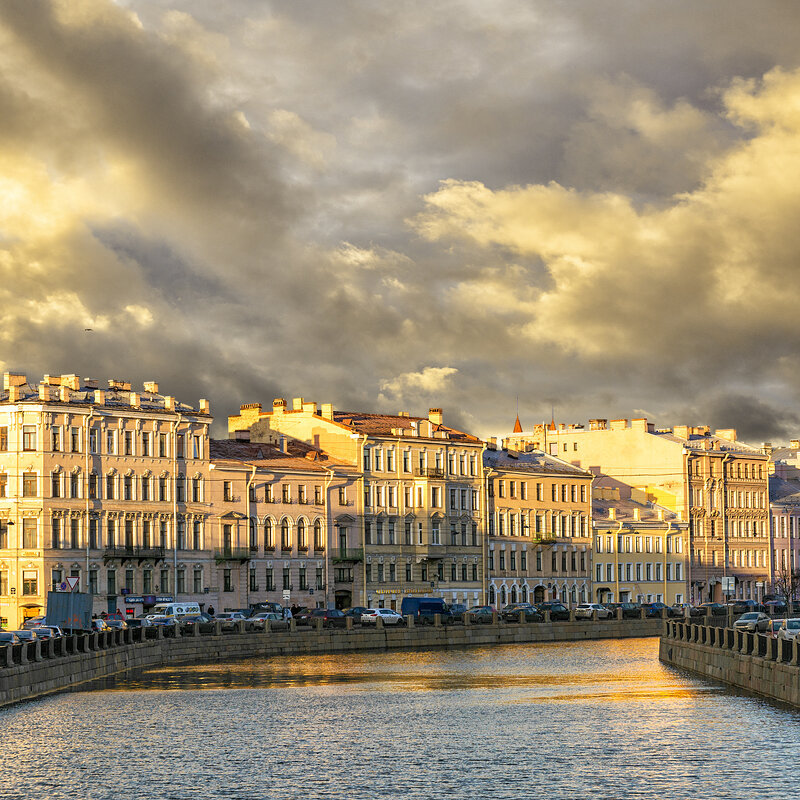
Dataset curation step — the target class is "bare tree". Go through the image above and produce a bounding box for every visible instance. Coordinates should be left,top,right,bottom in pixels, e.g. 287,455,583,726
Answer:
772,558,800,610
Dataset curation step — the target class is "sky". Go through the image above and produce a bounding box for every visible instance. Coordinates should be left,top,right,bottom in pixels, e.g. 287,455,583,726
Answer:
2,1,800,443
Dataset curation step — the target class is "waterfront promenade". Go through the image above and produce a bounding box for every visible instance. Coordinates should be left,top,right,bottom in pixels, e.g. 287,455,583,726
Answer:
0,615,662,708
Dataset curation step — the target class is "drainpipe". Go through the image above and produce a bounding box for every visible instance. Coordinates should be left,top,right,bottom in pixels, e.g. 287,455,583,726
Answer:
482,462,494,606
245,463,257,609
320,462,336,609
357,434,368,606
613,520,623,602
84,407,94,593
663,520,673,604
172,412,183,599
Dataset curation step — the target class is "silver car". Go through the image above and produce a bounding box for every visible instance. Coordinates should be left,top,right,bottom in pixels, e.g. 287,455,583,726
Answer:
732,612,770,632
775,617,800,641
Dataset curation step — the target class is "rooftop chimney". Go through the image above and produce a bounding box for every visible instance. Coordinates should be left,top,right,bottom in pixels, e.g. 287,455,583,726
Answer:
199,399,210,414
428,408,443,426
8,385,20,402
633,508,641,521
589,419,608,431
610,419,628,431
608,508,616,521
94,390,105,406
59,386,71,403
272,398,287,414
321,403,334,420
791,439,800,450
164,396,174,411
143,381,159,394
60,374,80,390
4,373,26,390
129,392,140,409
715,428,737,442
292,397,304,410
673,425,690,440
39,384,51,402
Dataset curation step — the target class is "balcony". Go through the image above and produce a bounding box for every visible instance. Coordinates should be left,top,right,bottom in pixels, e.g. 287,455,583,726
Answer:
103,546,166,565
332,548,364,563
214,547,251,563
415,467,445,479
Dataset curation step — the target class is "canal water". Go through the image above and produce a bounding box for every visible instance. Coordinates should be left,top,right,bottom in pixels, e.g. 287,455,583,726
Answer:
1,638,798,799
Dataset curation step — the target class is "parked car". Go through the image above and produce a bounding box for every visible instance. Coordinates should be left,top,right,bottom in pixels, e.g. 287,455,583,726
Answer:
698,603,727,616
250,612,290,631
500,603,540,623
343,607,369,625
22,616,46,630
148,615,177,627
466,605,495,624
773,617,800,641
361,608,405,626
670,603,704,618
248,602,284,617
536,602,570,621
310,608,348,629
448,603,468,623
104,619,128,631
0,631,20,645
574,603,612,620
400,597,453,625
125,618,152,628
728,599,764,614
91,619,110,633
292,608,315,626
732,612,771,632
13,629,41,643
763,600,788,615
31,625,63,639
641,602,675,619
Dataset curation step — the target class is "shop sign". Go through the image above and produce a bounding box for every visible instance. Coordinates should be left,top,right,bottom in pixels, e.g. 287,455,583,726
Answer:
156,595,173,602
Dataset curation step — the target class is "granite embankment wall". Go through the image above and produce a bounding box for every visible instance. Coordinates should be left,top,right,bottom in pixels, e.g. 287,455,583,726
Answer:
659,620,800,708
1,616,662,709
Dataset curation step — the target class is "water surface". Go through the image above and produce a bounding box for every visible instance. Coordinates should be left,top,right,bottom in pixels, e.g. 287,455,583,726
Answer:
1,638,796,799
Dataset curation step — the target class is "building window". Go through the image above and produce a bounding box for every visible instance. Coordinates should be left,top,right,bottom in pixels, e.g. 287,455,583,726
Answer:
264,519,274,550
265,568,275,591
249,567,257,592
316,567,324,590
159,433,168,458
223,569,233,592
70,518,80,549
159,477,168,502
23,518,37,548
107,569,116,595
22,472,37,497
88,569,98,595
23,425,37,451
160,569,169,593
0,427,7,451
282,567,291,590
177,569,186,594
51,518,61,549
297,519,307,550
89,518,98,550
299,566,308,590
22,570,38,596
281,519,291,550
193,520,202,550
314,520,323,550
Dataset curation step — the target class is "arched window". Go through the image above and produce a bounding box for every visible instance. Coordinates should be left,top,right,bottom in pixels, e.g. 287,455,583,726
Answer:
314,520,323,550
249,518,258,551
297,519,307,550
521,585,528,602
281,519,291,550
264,519,274,550
489,586,496,605
510,586,517,603
501,586,507,605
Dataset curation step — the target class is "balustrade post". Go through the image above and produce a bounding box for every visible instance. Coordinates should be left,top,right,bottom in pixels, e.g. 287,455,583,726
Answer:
616,608,623,621
569,609,576,622
793,638,800,666
376,616,384,630
345,616,353,631
315,617,324,633
33,639,43,662
461,613,469,627
543,611,551,624
0,645,11,668
289,619,296,633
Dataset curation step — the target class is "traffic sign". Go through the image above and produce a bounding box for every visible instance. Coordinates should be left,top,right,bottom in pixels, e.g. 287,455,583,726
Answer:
282,590,291,602
59,582,67,591
66,576,80,592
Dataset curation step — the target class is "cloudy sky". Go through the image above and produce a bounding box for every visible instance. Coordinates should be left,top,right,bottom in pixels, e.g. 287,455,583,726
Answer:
2,1,800,442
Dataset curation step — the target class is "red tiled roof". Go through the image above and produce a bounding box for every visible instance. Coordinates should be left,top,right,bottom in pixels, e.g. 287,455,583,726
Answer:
209,439,352,473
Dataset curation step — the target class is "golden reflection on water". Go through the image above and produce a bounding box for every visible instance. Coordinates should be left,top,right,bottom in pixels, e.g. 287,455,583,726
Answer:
93,637,716,702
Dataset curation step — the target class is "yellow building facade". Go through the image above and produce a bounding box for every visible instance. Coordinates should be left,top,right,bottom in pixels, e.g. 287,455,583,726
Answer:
507,417,770,603
484,443,594,606
229,399,486,609
0,373,212,629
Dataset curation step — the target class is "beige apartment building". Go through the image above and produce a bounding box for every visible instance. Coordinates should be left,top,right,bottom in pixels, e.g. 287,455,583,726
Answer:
208,439,360,611
507,418,770,603
0,373,213,629
229,399,486,610
484,443,593,607
591,478,689,605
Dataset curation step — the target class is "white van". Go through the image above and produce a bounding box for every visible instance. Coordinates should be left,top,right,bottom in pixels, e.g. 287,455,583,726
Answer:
145,602,201,620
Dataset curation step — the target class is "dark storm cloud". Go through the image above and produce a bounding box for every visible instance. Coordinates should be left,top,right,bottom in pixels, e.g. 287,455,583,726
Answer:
2,0,800,441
